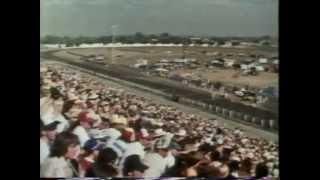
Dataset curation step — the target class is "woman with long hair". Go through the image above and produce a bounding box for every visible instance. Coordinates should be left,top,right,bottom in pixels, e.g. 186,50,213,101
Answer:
40,132,81,178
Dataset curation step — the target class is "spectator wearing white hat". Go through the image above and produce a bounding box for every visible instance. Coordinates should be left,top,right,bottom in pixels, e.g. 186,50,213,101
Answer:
143,133,174,178
174,129,187,142
86,93,99,111
92,123,122,141
40,121,60,165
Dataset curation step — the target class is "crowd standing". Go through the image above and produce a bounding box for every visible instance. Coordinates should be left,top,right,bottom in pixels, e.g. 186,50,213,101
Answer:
40,63,279,179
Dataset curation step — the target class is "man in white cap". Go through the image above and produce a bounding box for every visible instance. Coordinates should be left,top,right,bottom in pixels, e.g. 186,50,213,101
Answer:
143,133,174,178
175,129,187,140
40,120,60,166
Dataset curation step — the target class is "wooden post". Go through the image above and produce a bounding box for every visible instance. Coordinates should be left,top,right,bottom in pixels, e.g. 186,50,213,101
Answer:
237,112,242,119
261,119,265,128
244,114,249,121
229,110,234,119
223,108,228,116
269,119,274,129
216,106,220,113
252,117,256,124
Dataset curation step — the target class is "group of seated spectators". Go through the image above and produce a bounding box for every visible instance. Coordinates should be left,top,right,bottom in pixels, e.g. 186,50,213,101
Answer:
40,63,279,179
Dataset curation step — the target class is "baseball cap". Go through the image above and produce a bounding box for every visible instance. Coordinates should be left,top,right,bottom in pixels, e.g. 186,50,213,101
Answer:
83,139,104,151
154,133,174,149
78,112,94,123
121,128,135,142
42,121,60,131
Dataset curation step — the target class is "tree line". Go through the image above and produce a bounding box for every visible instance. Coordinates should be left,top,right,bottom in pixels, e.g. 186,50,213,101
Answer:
40,33,272,47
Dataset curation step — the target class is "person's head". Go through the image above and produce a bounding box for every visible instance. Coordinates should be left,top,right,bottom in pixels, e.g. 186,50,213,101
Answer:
98,117,110,129
210,150,222,161
123,155,149,177
154,134,174,158
41,121,60,141
175,129,187,141
83,139,104,158
228,160,240,174
221,147,233,162
218,164,230,178
240,158,253,173
155,148,170,158
255,163,269,179
95,148,118,176
78,112,94,129
121,128,136,143
62,100,75,114
100,101,110,112
197,162,221,177
198,143,213,154
50,87,62,100
137,128,151,146
87,93,99,104
50,132,80,160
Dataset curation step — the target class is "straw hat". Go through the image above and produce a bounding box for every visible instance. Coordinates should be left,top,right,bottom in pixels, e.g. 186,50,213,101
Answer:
247,152,255,159
153,128,167,137
230,156,241,162
111,114,128,125
154,133,174,149
40,67,48,73
67,93,78,101
88,93,99,100
175,129,187,137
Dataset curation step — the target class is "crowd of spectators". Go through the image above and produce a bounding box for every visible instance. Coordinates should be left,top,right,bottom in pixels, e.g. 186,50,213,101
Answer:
40,63,279,179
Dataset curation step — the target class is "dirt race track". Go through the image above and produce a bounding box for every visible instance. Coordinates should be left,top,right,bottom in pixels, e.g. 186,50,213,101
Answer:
62,46,278,89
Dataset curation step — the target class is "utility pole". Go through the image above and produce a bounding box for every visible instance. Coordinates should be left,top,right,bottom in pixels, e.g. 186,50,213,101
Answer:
181,40,186,59
110,25,118,64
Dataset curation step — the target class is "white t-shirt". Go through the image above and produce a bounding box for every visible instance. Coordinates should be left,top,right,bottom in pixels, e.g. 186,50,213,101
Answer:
72,126,90,147
164,151,175,169
143,152,167,178
40,138,50,165
120,142,146,167
106,139,128,159
40,157,73,178
40,97,69,133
